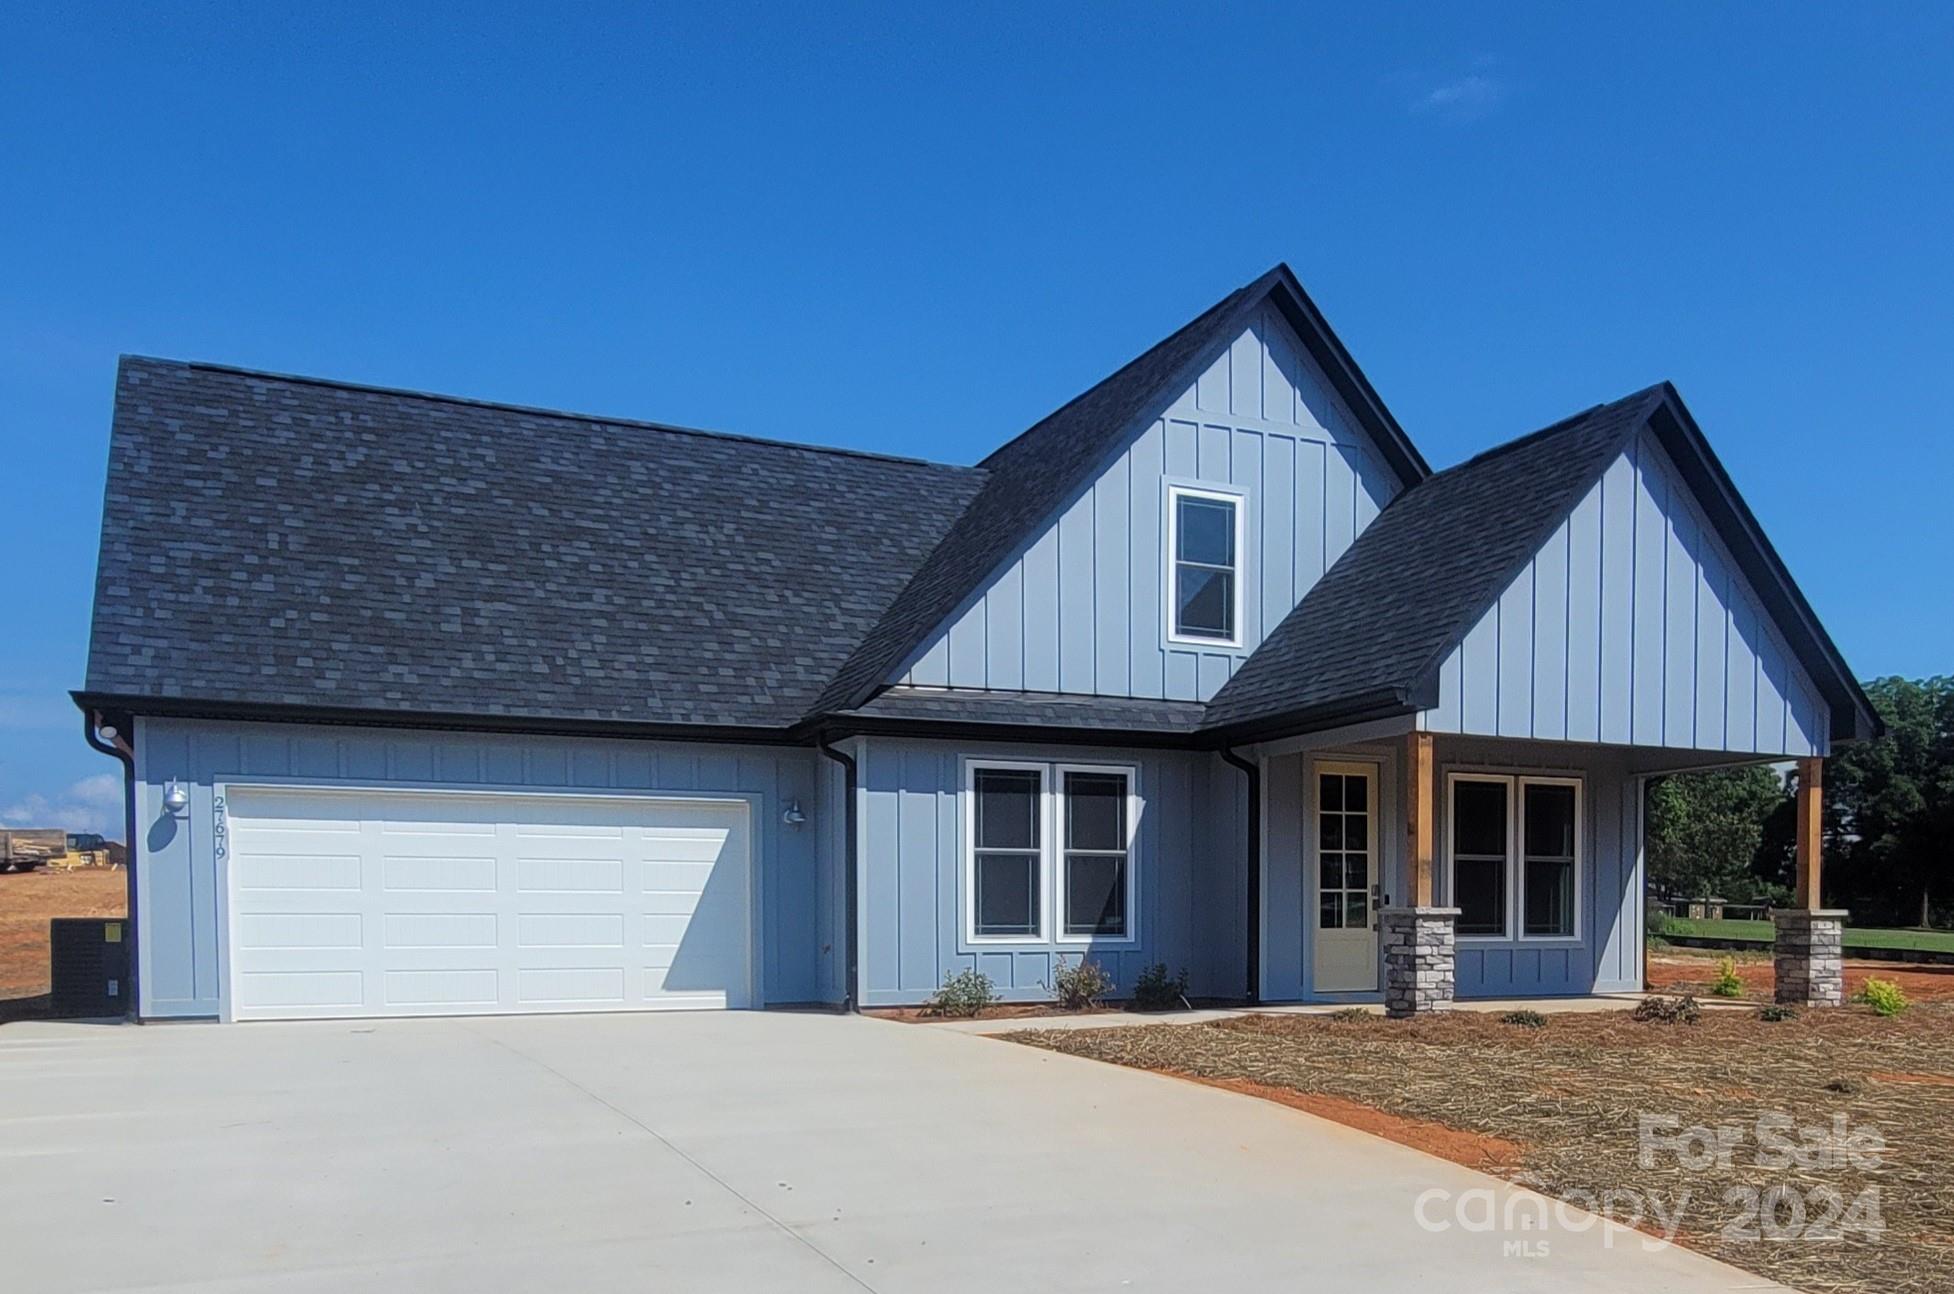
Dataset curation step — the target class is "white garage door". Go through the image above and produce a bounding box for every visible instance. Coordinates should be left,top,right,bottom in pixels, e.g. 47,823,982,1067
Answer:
224,788,753,1020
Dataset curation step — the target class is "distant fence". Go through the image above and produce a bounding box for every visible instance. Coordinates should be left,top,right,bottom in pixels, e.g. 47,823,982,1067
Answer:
1655,897,1771,922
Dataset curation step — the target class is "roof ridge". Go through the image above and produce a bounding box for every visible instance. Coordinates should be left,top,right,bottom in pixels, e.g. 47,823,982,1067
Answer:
119,354,982,474
1430,383,1670,479
973,269,1278,471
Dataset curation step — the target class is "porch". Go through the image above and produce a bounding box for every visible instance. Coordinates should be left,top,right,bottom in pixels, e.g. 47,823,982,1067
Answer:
1248,719,1839,1014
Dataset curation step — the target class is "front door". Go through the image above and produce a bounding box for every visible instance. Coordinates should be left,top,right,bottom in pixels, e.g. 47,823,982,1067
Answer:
1311,761,1379,992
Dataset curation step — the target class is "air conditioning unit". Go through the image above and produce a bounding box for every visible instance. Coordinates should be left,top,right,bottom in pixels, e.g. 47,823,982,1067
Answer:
50,918,130,1017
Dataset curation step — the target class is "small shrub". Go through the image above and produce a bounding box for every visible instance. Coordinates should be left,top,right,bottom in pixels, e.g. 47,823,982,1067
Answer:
1758,1003,1799,1023
1132,962,1190,1011
1646,908,1679,941
1710,957,1745,998
1856,978,1910,1017
1501,1009,1547,1029
1052,956,1115,1011
923,968,996,1018
1632,993,1702,1025
1328,1006,1371,1022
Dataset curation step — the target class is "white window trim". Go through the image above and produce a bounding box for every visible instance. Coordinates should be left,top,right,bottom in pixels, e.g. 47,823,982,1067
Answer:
1444,771,1584,945
1164,483,1246,649
964,759,1053,945
961,758,1140,947
1054,762,1140,946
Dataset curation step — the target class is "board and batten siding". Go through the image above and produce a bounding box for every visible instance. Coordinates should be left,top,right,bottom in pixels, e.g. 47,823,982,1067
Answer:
854,737,1238,1007
1439,740,1644,997
1421,429,1830,757
896,309,1403,702
131,718,833,1018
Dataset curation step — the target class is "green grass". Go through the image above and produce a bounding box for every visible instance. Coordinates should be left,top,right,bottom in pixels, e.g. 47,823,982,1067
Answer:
1663,917,1954,953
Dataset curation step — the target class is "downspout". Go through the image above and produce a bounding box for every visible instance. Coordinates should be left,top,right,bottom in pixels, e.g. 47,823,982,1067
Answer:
82,709,138,1020
1219,747,1260,1006
815,737,860,1013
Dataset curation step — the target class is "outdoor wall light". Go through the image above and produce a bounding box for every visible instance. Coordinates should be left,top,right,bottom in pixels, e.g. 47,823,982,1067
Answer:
781,799,807,827
162,781,190,815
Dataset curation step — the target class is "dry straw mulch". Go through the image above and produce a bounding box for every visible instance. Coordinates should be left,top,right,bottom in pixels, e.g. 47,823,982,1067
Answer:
1013,1005,1954,1294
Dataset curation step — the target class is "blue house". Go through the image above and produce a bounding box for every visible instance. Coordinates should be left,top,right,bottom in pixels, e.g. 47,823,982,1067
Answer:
77,266,1877,1022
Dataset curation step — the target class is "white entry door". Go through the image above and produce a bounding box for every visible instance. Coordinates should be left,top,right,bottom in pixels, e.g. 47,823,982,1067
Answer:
1311,761,1378,993
224,787,752,1020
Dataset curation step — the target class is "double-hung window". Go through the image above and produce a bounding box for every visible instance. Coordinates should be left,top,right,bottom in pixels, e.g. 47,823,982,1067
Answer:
971,766,1044,939
1167,485,1243,646
1446,773,1582,941
1062,770,1129,938
966,760,1136,943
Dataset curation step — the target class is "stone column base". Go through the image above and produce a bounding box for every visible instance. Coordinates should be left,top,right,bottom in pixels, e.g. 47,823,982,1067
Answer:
1772,909,1847,1006
1381,906,1459,1018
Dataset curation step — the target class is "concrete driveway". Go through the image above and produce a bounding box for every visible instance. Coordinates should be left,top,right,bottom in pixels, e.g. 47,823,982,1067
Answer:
1,1011,1786,1293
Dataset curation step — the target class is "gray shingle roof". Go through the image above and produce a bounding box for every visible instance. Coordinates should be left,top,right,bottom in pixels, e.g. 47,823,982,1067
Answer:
839,687,1206,736
84,300,1870,747
1200,387,1668,736
85,358,984,728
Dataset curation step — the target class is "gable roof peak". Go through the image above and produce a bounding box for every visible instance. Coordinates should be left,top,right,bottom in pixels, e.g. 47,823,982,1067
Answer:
812,262,1427,717
1203,380,1878,745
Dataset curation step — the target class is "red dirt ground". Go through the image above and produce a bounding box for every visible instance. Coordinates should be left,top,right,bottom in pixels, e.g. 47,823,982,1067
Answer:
0,867,127,998
1162,1069,1527,1171
1647,951,1954,1002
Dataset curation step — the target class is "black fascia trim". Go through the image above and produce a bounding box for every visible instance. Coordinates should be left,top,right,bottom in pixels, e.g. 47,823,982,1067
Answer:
1196,688,1418,747
70,692,804,747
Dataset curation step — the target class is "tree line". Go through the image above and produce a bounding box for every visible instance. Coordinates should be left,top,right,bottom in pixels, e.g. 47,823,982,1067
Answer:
1647,676,1953,927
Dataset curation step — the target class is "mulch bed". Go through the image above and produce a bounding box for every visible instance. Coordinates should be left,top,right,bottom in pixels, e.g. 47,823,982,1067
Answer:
1011,1006,1954,1294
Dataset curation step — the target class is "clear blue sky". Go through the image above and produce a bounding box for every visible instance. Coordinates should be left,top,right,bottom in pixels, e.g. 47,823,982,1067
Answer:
3,4,1950,839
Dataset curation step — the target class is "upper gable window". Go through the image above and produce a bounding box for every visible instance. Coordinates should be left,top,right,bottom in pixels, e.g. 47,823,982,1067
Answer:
1167,485,1244,647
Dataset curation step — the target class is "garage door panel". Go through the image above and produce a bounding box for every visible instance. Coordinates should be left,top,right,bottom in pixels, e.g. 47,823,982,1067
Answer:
384,968,499,1009
517,966,627,1006
377,814,497,836
383,912,499,950
643,859,717,891
517,912,624,949
514,856,624,893
382,854,498,892
238,969,365,1011
237,912,363,951
227,787,750,1020
511,818,627,839
238,853,364,892
376,828,499,857
644,833,733,862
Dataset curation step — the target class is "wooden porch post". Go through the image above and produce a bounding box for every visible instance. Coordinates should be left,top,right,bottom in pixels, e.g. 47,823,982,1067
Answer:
1384,730,1453,1017
1405,731,1435,906
1776,755,1843,1005
1794,756,1823,909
